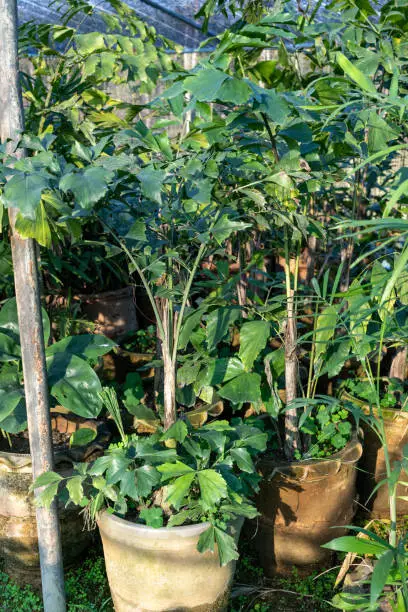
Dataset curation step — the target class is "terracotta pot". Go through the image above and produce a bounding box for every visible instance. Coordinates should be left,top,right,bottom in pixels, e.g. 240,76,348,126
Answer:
358,408,408,518
78,286,138,338
0,418,110,587
253,435,362,576
98,512,243,612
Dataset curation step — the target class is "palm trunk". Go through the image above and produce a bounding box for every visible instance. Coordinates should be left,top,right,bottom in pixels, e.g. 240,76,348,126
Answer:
162,346,176,429
284,290,301,460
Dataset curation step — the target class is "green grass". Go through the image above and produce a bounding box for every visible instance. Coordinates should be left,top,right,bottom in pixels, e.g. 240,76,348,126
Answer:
0,544,337,612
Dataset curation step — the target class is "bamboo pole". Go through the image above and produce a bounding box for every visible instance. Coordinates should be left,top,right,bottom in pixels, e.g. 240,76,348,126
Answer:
0,1,66,609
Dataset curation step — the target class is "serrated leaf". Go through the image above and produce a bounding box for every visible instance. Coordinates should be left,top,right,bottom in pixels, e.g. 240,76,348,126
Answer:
197,525,215,554
166,472,195,510
197,469,228,509
60,166,113,209
184,69,228,101
137,167,166,204
66,475,84,505
140,506,163,528
230,448,254,473
214,526,239,566
158,461,194,482
161,420,188,443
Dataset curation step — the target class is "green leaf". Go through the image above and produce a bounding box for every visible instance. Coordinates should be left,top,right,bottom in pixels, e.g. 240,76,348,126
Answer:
33,471,63,488
206,307,242,351
199,357,245,386
322,536,388,556
230,448,254,473
197,469,227,509
184,69,228,101
47,353,103,418
0,331,21,361
214,526,239,566
158,461,194,482
140,507,164,528
218,372,262,405
66,475,84,505
70,428,97,447
314,305,338,364
35,482,60,509
135,465,161,498
75,32,106,54
238,321,270,371
123,372,145,408
0,390,27,433
3,173,50,220
46,334,116,360
166,472,196,510
197,525,215,554
137,167,166,204
337,52,377,95
126,220,147,242
216,78,252,104
60,167,113,209
14,201,52,247
0,297,50,346
211,215,251,245
161,420,188,443
370,549,394,606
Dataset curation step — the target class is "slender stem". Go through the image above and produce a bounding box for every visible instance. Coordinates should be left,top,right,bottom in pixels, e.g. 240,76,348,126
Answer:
100,219,166,340
171,241,207,363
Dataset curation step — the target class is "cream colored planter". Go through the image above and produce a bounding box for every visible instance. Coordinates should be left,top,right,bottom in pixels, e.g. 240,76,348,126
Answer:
98,511,242,612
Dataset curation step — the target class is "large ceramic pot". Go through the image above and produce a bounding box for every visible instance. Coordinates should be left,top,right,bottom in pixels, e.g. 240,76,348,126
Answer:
98,512,243,612
253,435,362,576
358,408,408,517
0,417,110,587
78,286,138,338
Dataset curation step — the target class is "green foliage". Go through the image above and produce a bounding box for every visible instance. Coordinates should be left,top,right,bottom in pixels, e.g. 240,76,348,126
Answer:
0,299,114,430
33,419,267,565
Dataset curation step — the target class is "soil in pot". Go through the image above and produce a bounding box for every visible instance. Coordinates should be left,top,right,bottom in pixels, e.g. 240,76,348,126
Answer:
97,511,243,612
252,435,362,577
0,415,110,588
358,408,408,518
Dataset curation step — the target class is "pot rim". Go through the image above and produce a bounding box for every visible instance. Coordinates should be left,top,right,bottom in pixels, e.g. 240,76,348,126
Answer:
77,286,134,302
259,431,363,481
97,509,212,537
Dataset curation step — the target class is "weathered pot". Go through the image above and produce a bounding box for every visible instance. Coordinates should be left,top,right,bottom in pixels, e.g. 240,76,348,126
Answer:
78,286,138,338
358,408,408,517
0,417,110,587
253,435,362,576
98,512,242,612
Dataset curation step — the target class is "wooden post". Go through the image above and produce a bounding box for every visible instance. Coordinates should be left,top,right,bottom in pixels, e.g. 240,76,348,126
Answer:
0,2,66,609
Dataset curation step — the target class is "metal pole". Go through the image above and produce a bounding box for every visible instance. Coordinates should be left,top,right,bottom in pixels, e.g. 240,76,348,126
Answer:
0,2,66,610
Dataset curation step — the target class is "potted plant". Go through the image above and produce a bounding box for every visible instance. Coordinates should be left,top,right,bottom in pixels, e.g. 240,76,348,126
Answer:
34,396,267,611
0,296,115,585
251,259,362,576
